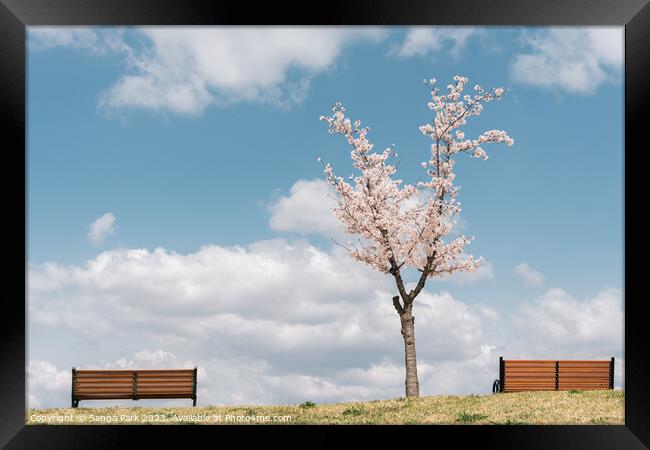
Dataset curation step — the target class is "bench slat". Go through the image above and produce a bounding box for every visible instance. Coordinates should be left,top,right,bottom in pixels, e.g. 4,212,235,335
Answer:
505,376,556,379
558,375,610,379
558,370,610,374
133,378,194,382
134,394,197,399
134,379,193,382
135,371,194,375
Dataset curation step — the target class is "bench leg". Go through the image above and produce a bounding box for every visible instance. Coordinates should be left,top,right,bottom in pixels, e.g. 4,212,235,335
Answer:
193,397,196,407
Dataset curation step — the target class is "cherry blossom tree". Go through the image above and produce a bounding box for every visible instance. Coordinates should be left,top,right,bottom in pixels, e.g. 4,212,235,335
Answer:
319,75,514,397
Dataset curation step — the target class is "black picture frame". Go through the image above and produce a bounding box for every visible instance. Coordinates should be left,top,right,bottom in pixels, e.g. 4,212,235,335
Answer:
1,0,646,447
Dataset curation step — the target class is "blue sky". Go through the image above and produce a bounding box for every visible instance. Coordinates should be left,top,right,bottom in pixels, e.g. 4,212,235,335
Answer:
26,27,624,409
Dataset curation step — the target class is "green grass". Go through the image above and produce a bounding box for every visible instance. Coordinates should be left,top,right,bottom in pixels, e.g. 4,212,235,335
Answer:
342,406,364,416
26,390,624,425
456,411,488,423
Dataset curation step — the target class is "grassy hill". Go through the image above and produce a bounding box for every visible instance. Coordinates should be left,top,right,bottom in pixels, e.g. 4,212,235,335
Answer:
27,390,624,425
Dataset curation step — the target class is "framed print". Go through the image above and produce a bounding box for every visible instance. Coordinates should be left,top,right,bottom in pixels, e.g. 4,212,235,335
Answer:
1,0,647,447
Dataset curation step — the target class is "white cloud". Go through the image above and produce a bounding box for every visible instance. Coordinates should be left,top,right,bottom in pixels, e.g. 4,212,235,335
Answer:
27,239,623,407
27,360,70,409
268,179,340,236
29,27,386,114
27,239,497,407
28,27,130,55
28,240,488,362
87,212,116,245
511,287,622,354
510,27,623,94
97,27,385,114
393,27,480,58
513,262,544,286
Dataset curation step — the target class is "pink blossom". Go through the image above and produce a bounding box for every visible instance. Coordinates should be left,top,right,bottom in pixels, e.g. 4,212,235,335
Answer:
319,75,513,284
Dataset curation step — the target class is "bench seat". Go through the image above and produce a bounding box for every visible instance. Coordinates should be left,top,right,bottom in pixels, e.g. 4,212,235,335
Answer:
71,368,197,407
494,358,614,393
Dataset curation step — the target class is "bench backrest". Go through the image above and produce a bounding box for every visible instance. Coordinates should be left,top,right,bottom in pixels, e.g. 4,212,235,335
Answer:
72,368,197,402
499,357,614,392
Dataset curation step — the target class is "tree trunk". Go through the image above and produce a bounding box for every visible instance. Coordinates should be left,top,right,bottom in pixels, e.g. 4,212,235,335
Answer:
399,304,420,397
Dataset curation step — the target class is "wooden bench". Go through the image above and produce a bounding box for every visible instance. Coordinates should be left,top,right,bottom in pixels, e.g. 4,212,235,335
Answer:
71,368,197,408
492,357,614,393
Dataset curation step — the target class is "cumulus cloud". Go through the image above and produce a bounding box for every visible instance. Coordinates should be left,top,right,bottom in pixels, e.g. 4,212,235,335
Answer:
98,27,385,114
511,287,622,354
268,179,340,236
510,27,623,94
27,240,623,407
27,360,71,409
513,262,544,286
28,240,489,363
393,27,480,58
87,212,116,245
29,27,386,114
27,239,498,407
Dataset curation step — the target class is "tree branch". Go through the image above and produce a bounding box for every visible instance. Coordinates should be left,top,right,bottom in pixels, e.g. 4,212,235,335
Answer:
389,259,410,302
409,251,436,299
392,296,404,315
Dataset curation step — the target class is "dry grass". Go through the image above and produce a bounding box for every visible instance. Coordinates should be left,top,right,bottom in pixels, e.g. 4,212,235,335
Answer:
26,390,624,425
